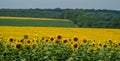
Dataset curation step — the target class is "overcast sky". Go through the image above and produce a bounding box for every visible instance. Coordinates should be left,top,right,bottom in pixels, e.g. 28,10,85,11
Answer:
0,0,120,10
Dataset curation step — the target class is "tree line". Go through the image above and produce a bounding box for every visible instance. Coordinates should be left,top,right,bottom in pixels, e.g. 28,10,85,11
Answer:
0,8,120,28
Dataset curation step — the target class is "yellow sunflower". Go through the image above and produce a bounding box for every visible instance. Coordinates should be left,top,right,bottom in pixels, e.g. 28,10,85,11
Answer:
73,36,79,42
23,35,29,39
57,35,62,40
71,42,79,50
80,37,88,45
8,37,14,44
33,34,38,41
31,43,38,49
54,38,61,44
49,37,54,42
44,38,49,43
118,43,120,46
103,44,107,48
25,39,32,46
14,42,22,50
62,39,69,45
5,43,11,50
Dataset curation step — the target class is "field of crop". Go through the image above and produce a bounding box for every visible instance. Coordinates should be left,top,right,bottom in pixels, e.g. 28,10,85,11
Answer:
0,17,74,27
0,26,120,42
0,17,120,61
0,16,68,21
0,26,120,61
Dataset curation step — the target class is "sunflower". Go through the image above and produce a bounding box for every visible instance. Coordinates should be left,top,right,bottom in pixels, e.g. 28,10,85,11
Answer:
34,34,38,39
8,37,14,43
45,39,49,43
62,39,69,45
118,43,120,46
108,40,112,43
92,43,96,47
73,37,78,42
69,39,72,42
81,37,88,45
31,43,37,49
50,37,54,42
14,43,22,50
5,43,11,50
103,44,107,48
20,39,24,43
71,42,79,50
99,43,102,47
57,35,62,39
33,34,38,41
23,35,29,39
55,39,60,44
25,39,32,46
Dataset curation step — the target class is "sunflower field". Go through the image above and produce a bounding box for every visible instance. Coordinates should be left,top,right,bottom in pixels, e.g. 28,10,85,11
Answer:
0,17,120,61
0,34,120,61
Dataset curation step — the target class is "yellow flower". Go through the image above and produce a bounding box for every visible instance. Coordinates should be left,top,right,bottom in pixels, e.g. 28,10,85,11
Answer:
118,43,120,46
23,35,29,39
34,34,38,38
80,37,88,45
8,37,14,43
73,36,79,42
33,34,38,41
20,39,24,43
31,43,38,49
103,44,107,48
62,39,69,45
54,39,60,44
44,38,49,43
71,42,79,50
25,39,32,46
14,42,22,50
5,43,11,50
49,37,54,42
57,35,62,39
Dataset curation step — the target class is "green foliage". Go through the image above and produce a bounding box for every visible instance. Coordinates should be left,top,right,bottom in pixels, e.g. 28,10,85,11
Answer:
0,8,120,28
0,19,75,27
0,38,120,61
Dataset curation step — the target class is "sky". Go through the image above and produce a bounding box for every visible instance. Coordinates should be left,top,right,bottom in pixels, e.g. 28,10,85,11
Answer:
0,0,120,10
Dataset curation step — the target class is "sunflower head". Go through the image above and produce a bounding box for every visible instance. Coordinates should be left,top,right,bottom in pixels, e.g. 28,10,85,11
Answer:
81,37,87,45
50,37,54,42
20,39,24,43
103,44,107,48
92,43,96,47
24,35,29,39
62,39,69,45
108,40,112,43
118,43,120,46
71,42,79,50
99,44,102,47
8,37,14,43
57,35,62,39
26,39,32,45
45,39,49,43
73,37,78,42
5,44,11,50
15,43,22,50
34,34,38,38
55,40,60,44
69,39,72,42
30,43,37,49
